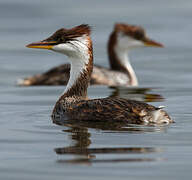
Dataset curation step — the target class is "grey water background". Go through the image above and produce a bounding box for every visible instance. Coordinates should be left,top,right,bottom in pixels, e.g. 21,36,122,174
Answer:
0,0,192,179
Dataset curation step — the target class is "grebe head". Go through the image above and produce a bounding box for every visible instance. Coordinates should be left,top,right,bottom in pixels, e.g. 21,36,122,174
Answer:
26,24,91,59
26,24,93,98
114,23,163,50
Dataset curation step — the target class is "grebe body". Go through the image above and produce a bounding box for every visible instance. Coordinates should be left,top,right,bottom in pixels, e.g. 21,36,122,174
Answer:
26,24,172,125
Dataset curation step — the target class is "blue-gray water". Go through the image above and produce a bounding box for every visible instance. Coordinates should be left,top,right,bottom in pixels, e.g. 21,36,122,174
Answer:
1,0,192,179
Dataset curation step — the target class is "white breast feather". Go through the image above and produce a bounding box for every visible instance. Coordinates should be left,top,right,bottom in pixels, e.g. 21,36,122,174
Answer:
52,35,90,93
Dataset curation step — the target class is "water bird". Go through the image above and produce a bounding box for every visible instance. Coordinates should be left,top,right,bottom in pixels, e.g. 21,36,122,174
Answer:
26,24,173,125
20,23,163,86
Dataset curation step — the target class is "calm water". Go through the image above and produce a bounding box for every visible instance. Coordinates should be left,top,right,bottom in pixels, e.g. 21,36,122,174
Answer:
1,0,192,179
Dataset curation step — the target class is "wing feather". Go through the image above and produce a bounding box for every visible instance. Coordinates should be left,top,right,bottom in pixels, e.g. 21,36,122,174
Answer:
54,97,156,124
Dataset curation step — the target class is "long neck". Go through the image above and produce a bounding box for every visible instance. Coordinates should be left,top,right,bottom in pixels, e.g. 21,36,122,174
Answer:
108,32,138,86
61,39,93,99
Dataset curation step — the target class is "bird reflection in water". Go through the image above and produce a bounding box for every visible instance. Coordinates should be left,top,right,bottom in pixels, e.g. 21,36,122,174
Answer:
54,124,166,165
109,86,164,102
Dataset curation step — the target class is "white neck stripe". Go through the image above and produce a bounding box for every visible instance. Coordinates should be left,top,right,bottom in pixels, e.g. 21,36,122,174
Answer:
114,46,138,86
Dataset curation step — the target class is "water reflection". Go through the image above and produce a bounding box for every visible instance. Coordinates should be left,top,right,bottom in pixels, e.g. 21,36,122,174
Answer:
56,157,161,165
110,86,164,102
53,119,168,133
54,126,164,165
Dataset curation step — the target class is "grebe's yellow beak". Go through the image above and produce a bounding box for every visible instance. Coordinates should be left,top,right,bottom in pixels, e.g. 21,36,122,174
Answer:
143,37,164,47
26,40,58,50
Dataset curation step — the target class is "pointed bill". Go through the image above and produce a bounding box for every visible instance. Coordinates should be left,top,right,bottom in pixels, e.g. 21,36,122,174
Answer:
143,37,164,47
26,41,58,50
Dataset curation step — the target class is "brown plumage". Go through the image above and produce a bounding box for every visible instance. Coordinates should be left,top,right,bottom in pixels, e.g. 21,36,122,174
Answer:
52,97,171,125
19,23,163,86
26,24,173,125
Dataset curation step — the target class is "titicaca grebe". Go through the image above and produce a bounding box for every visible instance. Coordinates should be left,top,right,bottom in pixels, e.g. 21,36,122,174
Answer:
26,24,172,125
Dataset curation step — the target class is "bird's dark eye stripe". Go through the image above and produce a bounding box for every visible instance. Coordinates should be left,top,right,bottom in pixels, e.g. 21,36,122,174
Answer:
43,38,76,45
32,42,60,46
56,37,75,43
134,30,144,40
47,42,60,45
65,38,75,42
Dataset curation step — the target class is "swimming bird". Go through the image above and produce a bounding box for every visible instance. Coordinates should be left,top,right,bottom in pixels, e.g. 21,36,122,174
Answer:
26,24,173,125
20,23,163,86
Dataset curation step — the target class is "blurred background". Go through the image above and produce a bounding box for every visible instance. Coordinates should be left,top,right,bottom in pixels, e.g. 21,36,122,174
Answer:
0,0,192,180
1,0,192,87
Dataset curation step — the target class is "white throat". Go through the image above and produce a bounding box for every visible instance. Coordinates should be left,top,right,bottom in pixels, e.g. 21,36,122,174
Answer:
64,56,88,93
114,44,138,86
52,35,90,94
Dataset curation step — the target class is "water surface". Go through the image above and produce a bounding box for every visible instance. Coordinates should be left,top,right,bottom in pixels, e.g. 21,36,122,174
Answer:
0,0,192,179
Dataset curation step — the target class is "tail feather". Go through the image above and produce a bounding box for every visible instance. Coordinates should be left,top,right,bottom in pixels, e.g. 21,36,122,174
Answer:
16,78,31,86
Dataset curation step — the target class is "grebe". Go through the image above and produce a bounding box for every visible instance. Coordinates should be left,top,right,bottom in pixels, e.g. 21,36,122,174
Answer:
26,24,173,125
20,23,163,86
